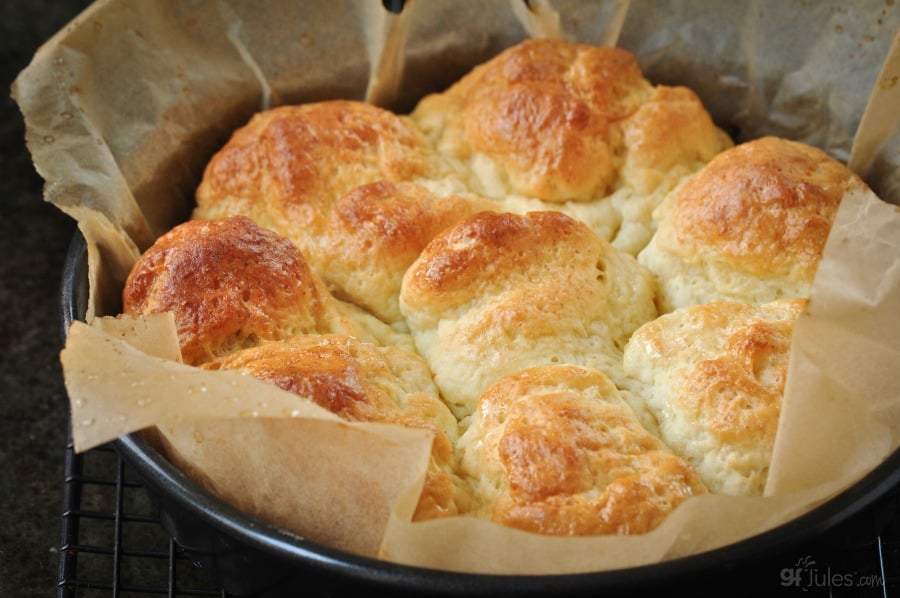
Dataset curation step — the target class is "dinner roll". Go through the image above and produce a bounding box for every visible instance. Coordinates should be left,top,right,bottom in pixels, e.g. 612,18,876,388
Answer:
411,38,732,254
622,298,807,495
317,181,495,325
457,365,707,536
121,216,409,365
206,334,460,521
193,100,470,277
399,210,657,419
638,137,863,311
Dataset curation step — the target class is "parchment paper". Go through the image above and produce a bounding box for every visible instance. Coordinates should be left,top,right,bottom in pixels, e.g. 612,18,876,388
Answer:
13,0,900,574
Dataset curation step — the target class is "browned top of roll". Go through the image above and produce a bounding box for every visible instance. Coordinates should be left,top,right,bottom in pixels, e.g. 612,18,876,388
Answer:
411,38,731,208
622,298,807,495
414,39,647,201
402,209,591,309
656,136,859,281
399,209,658,417
458,365,707,536
319,180,495,324
122,216,329,365
194,100,446,244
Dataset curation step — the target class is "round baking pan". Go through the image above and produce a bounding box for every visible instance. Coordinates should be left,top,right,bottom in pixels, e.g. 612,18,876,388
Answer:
60,230,900,597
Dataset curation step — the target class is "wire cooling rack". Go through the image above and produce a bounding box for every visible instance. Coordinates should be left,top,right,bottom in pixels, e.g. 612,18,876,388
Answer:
57,435,900,597
56,439,228,597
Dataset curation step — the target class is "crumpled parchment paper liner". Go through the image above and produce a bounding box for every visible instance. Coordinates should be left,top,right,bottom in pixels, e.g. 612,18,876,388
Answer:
766,186,900,497
62,314,434,556
380,486,840,574
14,0,900,574
155,419,432,557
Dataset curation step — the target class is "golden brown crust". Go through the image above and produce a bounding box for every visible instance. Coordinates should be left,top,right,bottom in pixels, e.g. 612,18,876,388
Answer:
638,136,863,310
319,181,495,323
620,86,734,195
413,39,651,203
622,299,807,495
122,216,329,365
657,136,857,279
207,335,460,521
411,39,733,235
407,38,732,257
194,100,451,257
121,215,410,366
403,210,590,309
399,210,658,417
458,366,707,536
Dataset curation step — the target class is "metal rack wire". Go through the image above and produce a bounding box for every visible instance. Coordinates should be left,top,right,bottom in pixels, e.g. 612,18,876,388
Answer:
56,435,900,597
57,439,228,597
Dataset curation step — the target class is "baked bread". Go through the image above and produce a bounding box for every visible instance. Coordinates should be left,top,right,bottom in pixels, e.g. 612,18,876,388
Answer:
410,38,733,254
115,38,868,536
457,365,708,535
638,136,863,312
121,215,410,366
399,209,658,419
205,334,461,521
193,101,481,318
622,299,807,495
316,180,494,325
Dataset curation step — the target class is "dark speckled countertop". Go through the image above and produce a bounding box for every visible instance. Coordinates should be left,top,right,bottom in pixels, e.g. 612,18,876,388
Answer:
1,1,94,596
